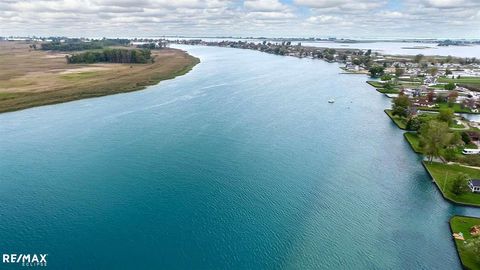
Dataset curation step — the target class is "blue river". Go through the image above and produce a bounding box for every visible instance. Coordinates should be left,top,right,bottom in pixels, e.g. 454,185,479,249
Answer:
1,45,479,269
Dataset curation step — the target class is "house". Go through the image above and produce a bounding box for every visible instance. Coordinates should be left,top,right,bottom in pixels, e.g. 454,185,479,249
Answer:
468,179,480,193
466,131,480,142
470,225,480,237
413,97,432,107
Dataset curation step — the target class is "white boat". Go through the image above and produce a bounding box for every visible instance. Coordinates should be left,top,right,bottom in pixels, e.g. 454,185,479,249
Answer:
463,148,480,155
328,99,335,103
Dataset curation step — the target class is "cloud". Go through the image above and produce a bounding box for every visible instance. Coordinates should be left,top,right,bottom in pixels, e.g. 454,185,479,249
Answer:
422,0,480,8
294,0,386,10
0,0,479,38
244,0,288,12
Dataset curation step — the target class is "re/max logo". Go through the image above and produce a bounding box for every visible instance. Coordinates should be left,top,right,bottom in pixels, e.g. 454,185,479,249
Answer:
2,254,48,267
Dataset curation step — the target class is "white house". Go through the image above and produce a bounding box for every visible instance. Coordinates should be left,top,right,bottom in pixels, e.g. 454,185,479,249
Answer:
468,179,480,193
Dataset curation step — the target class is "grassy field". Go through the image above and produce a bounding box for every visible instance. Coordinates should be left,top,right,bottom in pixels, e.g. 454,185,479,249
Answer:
0,41,200,113
439,76,480,85
438,76,480,91
423,162,480,206
385,109,407,129
404,132,422,153
450,216,480,270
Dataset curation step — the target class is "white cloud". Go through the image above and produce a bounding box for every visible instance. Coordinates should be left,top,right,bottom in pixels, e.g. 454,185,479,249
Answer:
294,0,386,10
244,0,287,12
0,0,478,38
423,0,480,8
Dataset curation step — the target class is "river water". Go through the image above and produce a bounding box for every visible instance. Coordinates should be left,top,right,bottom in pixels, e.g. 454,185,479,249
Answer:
169,38,480,58
1,45,479,269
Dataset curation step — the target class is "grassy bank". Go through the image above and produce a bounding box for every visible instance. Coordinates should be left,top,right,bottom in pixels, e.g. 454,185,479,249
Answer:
385,109,407,130
404,132,422,153
0,42,200,113
450,216,480,270
423,162,480,206
418,102,476,114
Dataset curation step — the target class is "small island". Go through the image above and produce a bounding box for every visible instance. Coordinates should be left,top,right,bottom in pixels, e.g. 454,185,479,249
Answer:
0,39,199,113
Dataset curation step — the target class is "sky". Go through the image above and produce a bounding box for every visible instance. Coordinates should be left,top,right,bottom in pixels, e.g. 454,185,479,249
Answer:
1,0,479,39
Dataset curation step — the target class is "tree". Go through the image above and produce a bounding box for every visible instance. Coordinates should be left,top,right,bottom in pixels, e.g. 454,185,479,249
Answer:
66,48,152,64
450,132,463,147
427,90,435,102
381,74,393,81
369,66,385,78
443,148,457,162
395,68,405,77
429,67,439,76
452,173,470,195
445,82,456,90
414,54,424,63
437,108,454,125
448,90,459,106
419,120,453,162
392,94,411,118
406,116,422,131
384,82,394,91
445,69,452,75
462,132,472,145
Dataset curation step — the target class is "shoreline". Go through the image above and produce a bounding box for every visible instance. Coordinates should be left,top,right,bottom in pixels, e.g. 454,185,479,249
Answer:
2,42,478,268
0,44,200,114
179,45,480,268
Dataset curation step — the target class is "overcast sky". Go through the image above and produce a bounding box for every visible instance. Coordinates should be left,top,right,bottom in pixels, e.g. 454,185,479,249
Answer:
1,0,479,39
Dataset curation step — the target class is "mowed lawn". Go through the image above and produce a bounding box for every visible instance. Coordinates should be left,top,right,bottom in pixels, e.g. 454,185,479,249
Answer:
418,102,474,114
450,216,480,270
0,41,199,113
424,162,480,206
404,132,422,153
439,76,480,85
385,109,407,129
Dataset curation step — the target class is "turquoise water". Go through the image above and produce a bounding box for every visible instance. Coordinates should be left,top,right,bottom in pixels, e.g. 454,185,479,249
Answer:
1,45,480,269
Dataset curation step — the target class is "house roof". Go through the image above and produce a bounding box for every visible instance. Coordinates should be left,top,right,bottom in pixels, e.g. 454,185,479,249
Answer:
469,179,480,187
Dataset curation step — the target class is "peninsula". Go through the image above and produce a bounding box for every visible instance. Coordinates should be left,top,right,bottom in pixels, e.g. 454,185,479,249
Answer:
0,40,199,113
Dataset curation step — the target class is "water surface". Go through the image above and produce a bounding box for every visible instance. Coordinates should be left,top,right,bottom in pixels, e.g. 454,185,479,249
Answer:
1,45,479,269
170,38,480,57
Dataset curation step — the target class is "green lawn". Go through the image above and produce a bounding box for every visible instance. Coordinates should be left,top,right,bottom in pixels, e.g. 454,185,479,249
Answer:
367,80,414,94
439,76,480,85
385,109,407,130
419,102,474,114
404,132,422,153
377,88,400,94
397,81,422,88
366,81,384,88
423,162,480,206
450,216,480,270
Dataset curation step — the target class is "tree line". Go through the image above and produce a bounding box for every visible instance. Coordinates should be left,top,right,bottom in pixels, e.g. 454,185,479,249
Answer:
41,39,130,51
66,49,152,64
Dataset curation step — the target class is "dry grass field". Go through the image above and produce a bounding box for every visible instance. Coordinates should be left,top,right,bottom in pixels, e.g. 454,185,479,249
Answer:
0,41,199,113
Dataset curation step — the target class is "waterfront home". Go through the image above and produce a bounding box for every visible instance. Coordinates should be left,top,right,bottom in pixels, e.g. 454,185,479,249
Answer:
470,225,480,236
424,76,437,85
468,179,480,193
413,97,433,108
